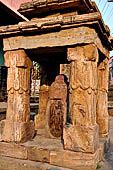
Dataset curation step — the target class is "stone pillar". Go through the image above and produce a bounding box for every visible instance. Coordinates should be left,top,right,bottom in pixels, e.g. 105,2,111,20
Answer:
0,49,34,142
35,63,60,130
97,57,109,137
35,64,49,130
63,44,99,153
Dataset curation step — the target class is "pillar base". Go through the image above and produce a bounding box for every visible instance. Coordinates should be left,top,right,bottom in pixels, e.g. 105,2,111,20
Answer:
0,120,34,143
63,124,99,153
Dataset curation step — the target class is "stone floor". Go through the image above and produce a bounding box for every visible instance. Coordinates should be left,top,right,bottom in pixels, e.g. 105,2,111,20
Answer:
100,116,113,170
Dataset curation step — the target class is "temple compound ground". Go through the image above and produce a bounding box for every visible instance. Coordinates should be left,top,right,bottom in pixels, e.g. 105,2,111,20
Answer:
0,0,113,169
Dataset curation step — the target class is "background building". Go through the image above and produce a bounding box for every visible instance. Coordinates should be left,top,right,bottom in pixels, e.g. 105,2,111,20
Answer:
109,56,113,87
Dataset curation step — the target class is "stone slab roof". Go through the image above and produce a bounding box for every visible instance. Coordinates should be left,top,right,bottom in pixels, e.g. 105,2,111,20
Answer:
18,0,98,19
0,0,112,50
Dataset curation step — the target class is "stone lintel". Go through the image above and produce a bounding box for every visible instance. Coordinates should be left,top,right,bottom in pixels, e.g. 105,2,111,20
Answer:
3,27,109,58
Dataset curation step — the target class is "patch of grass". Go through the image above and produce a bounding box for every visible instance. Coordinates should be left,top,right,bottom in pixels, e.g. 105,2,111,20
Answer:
97,163,102,169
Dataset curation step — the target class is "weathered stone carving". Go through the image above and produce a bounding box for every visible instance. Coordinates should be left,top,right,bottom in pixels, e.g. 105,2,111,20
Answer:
64,44,99,153
0,50,34,142
35,84,49,129
0,0,111,168
97,57,109,137
48,100,64,137
46,75,67,138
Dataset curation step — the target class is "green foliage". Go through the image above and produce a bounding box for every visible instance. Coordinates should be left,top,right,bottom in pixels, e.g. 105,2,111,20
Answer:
97,163,102,169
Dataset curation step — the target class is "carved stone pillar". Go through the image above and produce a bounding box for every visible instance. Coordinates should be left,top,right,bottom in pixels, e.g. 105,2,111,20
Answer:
97,57,109,137
63,44,99,153
0,49,34,142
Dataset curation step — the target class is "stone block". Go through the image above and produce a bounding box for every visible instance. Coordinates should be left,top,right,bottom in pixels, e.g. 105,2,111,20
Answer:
5,50,33,68
49,77,67,101
0,142,27,159
35,85,49,130
0,156,72,170
0,120,34,142
68,44,98,62
28,147,50,163
96,91,109,137
97,58,108,92
69,88,96,126
96,118,109,138
35,114,46,130
84,44,98,61
50,148,99,170
63,124,99,153
69,60,97,91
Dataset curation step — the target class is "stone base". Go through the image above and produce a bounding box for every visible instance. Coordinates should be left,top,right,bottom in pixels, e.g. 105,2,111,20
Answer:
63,124,99,153
0,120,34,143
0,156,71,170
35,114,46,130
0,132,108,170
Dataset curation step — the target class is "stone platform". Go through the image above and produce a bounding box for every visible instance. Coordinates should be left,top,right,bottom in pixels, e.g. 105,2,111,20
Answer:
0,129,109,170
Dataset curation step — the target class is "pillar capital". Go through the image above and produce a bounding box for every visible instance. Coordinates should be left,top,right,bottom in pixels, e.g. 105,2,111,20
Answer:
4,49,33,68
67,43,98,62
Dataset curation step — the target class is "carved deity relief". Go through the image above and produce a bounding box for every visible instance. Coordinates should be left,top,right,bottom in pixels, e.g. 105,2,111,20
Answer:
46,75,68,138
49,100,63,137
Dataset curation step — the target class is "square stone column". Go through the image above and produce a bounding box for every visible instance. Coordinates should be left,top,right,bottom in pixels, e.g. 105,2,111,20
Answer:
0,49,34,142
63,44,99,153
97,57,109,137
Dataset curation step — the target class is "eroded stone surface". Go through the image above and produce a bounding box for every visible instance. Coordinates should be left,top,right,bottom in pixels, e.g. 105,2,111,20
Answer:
64,45,99,153
1,120,34,143
63,124,99,153
35,85,49,130
46,75,68,138
0,50,35,142
0,0,111,168
97,57,109,137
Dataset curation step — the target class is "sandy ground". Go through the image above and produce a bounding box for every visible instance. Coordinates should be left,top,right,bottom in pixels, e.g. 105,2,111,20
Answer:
100,116,113,170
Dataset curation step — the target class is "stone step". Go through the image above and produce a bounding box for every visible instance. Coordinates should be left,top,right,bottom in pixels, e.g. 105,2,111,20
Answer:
0,135,105,170
0,156,72,170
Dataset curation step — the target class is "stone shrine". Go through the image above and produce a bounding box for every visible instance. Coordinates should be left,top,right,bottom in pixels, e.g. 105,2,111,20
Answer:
0,0,113,169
